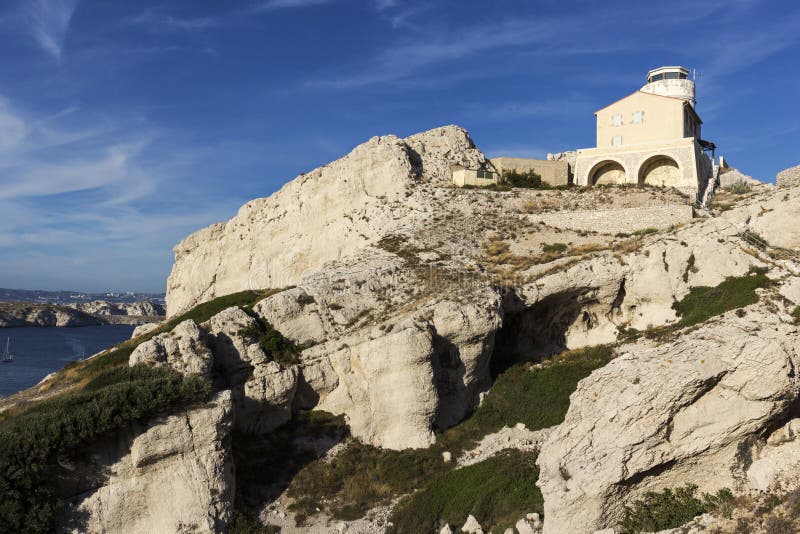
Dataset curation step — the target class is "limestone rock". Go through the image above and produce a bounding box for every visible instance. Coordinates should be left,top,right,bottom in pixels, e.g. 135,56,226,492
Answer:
462,514,483,533
129,319,213,377
747,419,800,491
240,361,299,434
404,125,488,185
131,322,159,338
537,305,799,534
62,390,235,534
309,319,438,449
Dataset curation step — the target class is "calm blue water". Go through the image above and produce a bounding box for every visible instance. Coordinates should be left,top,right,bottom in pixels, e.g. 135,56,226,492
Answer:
0,325,135,397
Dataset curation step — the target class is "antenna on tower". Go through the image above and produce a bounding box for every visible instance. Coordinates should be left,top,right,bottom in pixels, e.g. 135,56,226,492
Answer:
692,68,702,82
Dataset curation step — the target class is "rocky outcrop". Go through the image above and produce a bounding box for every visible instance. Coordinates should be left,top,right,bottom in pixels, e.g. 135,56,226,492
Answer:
165,126,487,316
61,390,235,534
203,306,300,434
537,305,800,534
129,319,213,378
0,302,104,327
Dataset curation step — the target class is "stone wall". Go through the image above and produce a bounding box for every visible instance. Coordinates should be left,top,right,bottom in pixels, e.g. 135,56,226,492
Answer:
777,165,800,188
528,204,693,235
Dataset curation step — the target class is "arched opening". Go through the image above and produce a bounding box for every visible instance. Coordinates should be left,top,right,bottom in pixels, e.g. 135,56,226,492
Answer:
638,155,681,187
588,160,626,186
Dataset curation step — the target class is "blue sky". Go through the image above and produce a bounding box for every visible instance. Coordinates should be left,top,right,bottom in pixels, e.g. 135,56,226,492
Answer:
0,0,798,293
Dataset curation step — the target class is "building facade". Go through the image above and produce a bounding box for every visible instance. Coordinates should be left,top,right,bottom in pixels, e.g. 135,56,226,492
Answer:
490,157,570,186
574,66,713,194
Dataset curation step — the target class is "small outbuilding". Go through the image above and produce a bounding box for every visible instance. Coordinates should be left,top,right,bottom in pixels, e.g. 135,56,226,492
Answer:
451,164,499,187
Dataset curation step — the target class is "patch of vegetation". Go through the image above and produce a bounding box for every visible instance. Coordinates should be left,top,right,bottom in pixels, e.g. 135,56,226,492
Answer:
726,182,751,195
238,311,300,365
230,508,279,534
541,242,568,254
444,345,616,453
672,269,771,328
632,227,659,236
0,365,209,533
502,169,545,189
287,440,446,523
387,449,543,533
618,484,734,534
792,306,800,325
740,230,769,249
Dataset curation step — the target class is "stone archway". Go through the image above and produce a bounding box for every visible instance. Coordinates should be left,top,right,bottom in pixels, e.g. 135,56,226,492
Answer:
588,160,626,186
638,155,681,187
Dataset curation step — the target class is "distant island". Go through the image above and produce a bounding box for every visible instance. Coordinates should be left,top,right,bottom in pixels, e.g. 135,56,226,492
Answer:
0,291,166,328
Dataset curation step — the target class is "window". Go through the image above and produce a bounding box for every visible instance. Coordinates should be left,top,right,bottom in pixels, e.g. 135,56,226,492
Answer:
612,135,623,147
476,170,494,180
649,74,664,82
612,113,623,126
632,111,644,124
665,72,679,80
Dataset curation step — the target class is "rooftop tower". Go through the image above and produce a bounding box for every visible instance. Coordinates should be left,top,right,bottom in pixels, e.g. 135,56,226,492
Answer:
640,66,695,107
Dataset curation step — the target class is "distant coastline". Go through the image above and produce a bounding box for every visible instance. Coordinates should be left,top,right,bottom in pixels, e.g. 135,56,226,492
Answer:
0,301,164,328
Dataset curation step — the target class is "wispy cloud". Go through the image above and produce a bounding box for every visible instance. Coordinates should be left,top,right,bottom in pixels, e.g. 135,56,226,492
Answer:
23,0,79,60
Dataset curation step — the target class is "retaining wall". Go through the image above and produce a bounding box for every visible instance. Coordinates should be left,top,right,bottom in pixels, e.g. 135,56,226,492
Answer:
528,204,693,235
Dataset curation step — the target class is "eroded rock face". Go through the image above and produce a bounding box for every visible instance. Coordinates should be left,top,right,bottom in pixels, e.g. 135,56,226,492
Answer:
167,126,486,316
61,391,235,534
129,319,213,378
537,306,800,534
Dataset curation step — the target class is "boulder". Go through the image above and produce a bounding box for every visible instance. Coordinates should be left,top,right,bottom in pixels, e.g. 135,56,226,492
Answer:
462,514,483,533
62,391,235,534
131,322,159,338
129,319,213,377
537,305,800,534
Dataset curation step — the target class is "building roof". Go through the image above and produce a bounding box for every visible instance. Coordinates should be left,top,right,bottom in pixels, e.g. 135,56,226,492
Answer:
593,90,702,124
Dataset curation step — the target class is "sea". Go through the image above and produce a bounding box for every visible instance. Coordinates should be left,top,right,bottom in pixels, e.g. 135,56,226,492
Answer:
0,325,135,397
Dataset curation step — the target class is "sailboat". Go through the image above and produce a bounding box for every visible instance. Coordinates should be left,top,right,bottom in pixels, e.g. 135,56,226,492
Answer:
2,338,13,363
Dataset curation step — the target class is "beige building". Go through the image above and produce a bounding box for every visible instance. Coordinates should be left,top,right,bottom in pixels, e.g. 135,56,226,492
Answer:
490,157,570,186
451,164,499,187
574,66,714,194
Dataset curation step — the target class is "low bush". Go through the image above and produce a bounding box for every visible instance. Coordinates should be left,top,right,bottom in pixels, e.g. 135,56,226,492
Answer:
792,306,800,325
618,484,733,533
632,227,659,236
387,449,543,533
672,269,771,327
238,311,300,365
287,440,446,523
0,365,209,533
502,169,544,189
541,242,568,254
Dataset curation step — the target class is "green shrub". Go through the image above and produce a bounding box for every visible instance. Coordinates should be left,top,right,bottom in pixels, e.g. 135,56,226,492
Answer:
541,242,568,254
238,311,300,365
462,183,512,192
442,345,615,453
0,365,209,533
672,270,771,327
287,440,446,523
502,169,544,189
632,227,659,236
791,307,800,325
387,449,543,533
618,485,733,533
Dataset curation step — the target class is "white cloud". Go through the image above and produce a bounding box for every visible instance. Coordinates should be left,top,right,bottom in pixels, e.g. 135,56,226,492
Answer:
24,0,79,60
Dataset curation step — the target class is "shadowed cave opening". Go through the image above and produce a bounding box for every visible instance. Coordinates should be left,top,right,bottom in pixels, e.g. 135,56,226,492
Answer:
490,289,589,378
